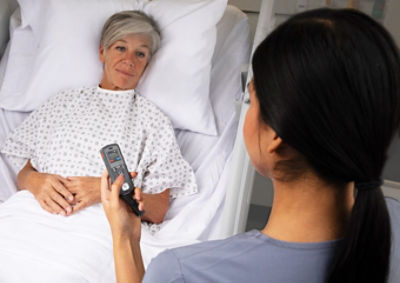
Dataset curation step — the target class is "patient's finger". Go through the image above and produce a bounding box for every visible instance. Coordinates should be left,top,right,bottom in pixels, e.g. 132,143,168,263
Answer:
45,196,66,216
129,172,138,179
72,201,86,214
39,199,55,215
50,191,72,215
53,176,74,203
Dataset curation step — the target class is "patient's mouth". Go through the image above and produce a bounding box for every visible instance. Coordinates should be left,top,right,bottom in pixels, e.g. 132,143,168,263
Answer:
116,69,134,77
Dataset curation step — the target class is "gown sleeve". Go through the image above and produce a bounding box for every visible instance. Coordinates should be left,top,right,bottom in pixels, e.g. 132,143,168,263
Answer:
0,90,71,171
134,107,197,199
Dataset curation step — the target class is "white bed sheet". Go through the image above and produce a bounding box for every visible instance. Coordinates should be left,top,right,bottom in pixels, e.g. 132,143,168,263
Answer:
0,5,250,282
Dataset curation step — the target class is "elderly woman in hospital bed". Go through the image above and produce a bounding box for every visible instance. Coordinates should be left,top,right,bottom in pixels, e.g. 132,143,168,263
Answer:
0,10,197,224
0,1,250,280
0,10,198,281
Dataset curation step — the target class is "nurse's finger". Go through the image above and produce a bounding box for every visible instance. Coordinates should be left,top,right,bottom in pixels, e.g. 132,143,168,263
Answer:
110,174,124,203
133,188,144,211
100,170,111,203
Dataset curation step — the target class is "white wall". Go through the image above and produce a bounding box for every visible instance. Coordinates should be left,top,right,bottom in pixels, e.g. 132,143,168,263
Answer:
229,0,400,46
228,0,261,11
228,0,261,43
381,0,400,184
384,0,400,47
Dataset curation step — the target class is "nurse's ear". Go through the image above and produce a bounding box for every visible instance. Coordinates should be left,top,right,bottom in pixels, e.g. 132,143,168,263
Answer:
267,132,283,154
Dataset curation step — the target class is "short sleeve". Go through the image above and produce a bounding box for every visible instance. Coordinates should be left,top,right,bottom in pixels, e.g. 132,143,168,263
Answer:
143,250,185,283
134,110,198,199
0,91,68,171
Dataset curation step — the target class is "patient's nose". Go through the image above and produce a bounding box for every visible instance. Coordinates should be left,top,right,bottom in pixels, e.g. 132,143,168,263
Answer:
122,59,134,68
121,52,136,68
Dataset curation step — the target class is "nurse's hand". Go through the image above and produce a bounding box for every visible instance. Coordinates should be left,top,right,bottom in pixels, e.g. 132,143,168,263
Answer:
101,171,144,241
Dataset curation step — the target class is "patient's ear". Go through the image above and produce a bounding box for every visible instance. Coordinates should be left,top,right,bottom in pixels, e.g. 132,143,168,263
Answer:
99,45,105,63
267,133,283,154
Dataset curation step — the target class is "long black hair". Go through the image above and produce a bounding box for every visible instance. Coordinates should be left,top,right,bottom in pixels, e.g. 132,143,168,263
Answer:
252,8,400,283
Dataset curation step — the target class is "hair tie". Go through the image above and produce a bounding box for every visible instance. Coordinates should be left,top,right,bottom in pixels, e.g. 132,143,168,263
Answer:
355,180,383,191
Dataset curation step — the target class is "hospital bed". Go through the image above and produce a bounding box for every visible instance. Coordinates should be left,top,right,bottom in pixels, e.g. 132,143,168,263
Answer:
0,0,250,281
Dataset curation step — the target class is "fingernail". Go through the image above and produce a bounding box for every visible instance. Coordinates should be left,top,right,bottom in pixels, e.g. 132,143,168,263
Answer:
66,207,72,213
60,211,66,216
68,195,74,202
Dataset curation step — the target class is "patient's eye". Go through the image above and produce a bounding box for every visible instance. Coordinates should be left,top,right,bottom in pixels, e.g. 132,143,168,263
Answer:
136,51,146,58
116,46,126,52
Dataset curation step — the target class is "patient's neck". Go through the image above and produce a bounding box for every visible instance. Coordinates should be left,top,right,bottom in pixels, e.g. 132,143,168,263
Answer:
261,175,354,243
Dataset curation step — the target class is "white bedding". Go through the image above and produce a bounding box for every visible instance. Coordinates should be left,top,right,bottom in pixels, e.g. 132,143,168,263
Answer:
0,5,250,282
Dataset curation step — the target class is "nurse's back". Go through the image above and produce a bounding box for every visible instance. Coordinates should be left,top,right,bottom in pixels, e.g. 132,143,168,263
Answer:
145,197,400,282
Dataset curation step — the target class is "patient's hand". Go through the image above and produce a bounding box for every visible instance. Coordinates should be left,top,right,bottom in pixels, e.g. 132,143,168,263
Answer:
17,161,74,216
141,189,170,224
65,176,101,214
61,176,170,222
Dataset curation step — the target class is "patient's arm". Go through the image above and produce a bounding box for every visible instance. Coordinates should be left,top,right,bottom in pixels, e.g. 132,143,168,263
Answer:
17,160,74,216
141,189,170,224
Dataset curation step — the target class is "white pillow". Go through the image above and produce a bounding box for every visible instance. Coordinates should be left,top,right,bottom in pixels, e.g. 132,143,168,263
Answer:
0,0,227,135
0,7,36,98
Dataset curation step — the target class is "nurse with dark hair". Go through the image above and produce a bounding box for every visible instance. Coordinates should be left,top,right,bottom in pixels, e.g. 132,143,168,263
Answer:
101,8,400,283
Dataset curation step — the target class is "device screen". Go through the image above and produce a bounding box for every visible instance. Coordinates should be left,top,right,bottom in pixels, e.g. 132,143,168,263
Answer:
107,151,121,163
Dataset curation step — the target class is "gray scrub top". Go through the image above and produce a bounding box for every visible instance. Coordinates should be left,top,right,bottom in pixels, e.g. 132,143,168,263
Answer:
143,197,400,283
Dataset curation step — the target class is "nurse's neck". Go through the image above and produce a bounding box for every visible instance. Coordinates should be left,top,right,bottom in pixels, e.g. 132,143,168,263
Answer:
262,174,354,243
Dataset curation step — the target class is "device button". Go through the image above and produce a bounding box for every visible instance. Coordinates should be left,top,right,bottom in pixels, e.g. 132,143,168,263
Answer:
122,183,130,191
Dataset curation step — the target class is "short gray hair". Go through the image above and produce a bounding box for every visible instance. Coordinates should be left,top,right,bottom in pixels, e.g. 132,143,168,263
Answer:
100,10,161,56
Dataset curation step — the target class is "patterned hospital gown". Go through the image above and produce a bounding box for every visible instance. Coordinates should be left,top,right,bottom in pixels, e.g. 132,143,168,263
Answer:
1,86,197,199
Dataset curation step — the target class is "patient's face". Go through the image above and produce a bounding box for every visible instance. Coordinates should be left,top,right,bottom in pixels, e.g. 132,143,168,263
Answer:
99,34,151,90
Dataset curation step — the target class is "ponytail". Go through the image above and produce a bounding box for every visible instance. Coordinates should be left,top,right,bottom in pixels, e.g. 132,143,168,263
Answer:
327,184,391,283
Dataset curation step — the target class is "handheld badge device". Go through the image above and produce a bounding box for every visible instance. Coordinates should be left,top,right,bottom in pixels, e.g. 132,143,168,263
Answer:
100,143,143,216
